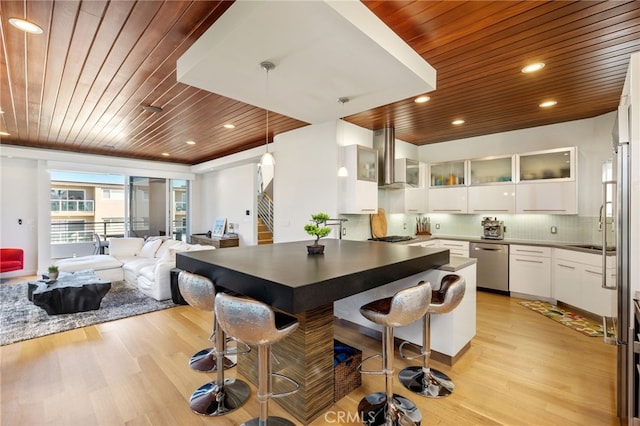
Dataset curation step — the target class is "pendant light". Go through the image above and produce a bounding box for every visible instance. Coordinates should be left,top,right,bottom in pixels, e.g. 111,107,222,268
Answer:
260,61,275,166
0,109,10,137
337,97,349,177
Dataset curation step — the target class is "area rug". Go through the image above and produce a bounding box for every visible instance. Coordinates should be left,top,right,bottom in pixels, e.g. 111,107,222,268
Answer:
519,300,605,337
0,280,175,346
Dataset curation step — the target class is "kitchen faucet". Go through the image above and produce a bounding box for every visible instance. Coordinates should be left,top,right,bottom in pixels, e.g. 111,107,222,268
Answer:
325,218,348,240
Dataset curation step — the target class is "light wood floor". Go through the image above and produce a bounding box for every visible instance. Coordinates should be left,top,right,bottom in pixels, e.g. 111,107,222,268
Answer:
0,286,617,425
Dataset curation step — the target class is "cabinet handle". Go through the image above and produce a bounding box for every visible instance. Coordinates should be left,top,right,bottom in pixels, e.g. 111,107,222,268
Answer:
442,243,464,248
432,209,462,212
360,209,377,212
585,269,602,276
515,258,543,264
557,263,576,270
523,209,566,212
473,209,509,212
515,249,545,254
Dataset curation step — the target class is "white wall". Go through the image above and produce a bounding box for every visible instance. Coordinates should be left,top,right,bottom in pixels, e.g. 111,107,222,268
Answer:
197,163,258,246
0,158,39,277
273,120,340,243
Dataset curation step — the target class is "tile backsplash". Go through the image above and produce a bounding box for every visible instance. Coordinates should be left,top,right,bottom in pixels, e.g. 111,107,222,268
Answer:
341,212,612,245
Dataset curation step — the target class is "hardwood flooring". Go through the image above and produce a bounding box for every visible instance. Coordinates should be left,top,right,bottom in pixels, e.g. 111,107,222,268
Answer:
0,288,617,425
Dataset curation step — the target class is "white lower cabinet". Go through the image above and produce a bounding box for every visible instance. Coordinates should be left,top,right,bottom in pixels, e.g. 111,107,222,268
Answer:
438,240,469,257
408,239,469,257
552,249,616,317
509,245,552,298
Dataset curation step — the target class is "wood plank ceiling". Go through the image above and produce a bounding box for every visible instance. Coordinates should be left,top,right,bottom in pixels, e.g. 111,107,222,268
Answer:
1,1,639,165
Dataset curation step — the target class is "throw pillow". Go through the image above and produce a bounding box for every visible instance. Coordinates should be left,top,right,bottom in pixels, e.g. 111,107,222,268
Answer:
139,239,163,258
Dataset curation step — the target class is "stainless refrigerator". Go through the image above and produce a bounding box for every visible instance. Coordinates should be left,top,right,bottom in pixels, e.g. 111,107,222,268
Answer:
604,56,634,424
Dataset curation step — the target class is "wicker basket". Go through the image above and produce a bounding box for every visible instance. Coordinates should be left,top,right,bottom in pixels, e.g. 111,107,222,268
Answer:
333,339,362,402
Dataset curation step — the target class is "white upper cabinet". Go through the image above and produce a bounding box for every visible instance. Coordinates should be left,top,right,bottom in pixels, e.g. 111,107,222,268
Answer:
395,158,422,187
388,160,427,213
339,145,378,214
428,160,467,214
515,147,577,214
429,160,467,187
428,186,467,213
468,155,516,213
516,147,576,182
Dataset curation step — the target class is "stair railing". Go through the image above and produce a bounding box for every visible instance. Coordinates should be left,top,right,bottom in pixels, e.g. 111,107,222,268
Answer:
257,192,274,234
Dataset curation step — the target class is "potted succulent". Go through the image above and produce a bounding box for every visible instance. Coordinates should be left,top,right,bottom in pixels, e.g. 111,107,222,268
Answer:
304,212,332,255
47,265,59,281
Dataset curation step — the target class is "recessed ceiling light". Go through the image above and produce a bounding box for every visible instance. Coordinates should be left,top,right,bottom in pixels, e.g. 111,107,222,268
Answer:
142,105,163,113
8,18,43,34
539,100,557,108
452,119,465,125
161,152,170,157
414,95,430,104
186,140,196,145
522,62,545,73
223,123,235,129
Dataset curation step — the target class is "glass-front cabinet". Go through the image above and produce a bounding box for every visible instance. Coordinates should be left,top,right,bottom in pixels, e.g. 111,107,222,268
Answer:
356,145,377,182
429,160,466,187
468,155,516,213
469,155,514,184
517,147,575,182
339,145,378,214
515,147,577,214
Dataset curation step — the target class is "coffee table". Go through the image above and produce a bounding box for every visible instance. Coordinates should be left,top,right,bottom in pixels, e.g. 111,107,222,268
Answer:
28,270,111,315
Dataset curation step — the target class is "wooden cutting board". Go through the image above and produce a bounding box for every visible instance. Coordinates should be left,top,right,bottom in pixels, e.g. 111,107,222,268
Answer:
370,208,387,238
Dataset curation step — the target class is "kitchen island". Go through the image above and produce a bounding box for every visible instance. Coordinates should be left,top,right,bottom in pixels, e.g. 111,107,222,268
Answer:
176,239,448,424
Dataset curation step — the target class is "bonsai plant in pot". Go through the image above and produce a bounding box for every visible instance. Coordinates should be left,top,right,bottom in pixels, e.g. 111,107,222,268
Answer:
47,265,59,281
304,212,331,255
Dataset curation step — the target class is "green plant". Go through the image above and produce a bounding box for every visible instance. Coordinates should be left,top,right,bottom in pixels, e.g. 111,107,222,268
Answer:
304,212,331,246
48,265,59,273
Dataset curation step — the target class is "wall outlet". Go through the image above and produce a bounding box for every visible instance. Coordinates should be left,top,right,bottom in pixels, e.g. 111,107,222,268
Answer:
435,224,440,230
342,228,347,236
551,226,558,234
403,223,407,230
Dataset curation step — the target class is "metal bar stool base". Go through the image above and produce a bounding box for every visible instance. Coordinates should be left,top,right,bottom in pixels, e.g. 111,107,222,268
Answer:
398,366,454,398
189,348,236,372
358,392,422,425
189,378,250,416
242,417,296,426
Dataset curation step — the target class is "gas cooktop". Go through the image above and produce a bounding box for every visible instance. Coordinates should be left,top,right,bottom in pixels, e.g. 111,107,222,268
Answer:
368,235,415,243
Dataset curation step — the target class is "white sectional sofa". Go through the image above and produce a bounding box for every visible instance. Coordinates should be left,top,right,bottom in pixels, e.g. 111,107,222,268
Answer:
56,237,215,301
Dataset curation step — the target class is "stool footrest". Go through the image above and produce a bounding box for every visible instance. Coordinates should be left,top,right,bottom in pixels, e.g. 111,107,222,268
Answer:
271,373,300,398
399,340,423,361
357,353,385,375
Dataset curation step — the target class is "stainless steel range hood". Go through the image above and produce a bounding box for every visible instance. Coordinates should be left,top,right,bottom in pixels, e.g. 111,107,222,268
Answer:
373,127,417,189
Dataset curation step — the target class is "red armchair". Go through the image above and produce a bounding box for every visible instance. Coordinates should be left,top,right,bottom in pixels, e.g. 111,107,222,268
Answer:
0,248,24,273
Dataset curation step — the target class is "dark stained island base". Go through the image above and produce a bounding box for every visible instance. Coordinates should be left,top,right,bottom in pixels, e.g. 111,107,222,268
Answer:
28,270,111,315
177,239,448,424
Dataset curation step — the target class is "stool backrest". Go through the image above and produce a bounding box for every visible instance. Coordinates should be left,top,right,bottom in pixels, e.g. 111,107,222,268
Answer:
215,293,299,346
362,280,432,327
430,274,465,314
177,271,215,311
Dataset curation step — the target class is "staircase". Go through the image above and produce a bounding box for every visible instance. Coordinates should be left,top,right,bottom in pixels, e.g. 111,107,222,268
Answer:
257,217,273,245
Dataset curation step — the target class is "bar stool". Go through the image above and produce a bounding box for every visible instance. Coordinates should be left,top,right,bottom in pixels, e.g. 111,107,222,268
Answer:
215,292,300,426
177,271,250,416
357,281,432,426
398,274,465,398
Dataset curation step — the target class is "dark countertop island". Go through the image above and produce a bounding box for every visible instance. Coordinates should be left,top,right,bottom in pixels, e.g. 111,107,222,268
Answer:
176,239,449,424
176,239,449,314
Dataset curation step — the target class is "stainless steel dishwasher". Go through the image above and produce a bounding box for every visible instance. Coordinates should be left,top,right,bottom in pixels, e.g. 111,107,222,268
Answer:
469,242,509,293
